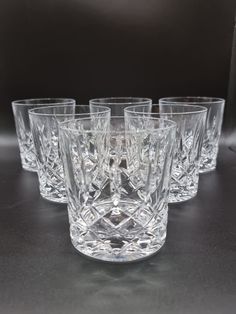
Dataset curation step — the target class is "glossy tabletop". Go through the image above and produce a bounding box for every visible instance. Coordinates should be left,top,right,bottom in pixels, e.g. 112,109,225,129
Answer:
0,140,236,314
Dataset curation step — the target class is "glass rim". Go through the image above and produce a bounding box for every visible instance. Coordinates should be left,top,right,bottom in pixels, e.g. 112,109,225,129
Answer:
89,97,152,105
159,96,225,105
12,98,76,106
125,104,207,115
28,104,111,117
59,115,176,134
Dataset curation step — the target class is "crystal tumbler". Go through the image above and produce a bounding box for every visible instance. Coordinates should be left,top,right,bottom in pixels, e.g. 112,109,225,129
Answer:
159,97,225,173
59,116,176,262
12,98,76,172
29,105,110,203
90,97,152,116
125,104,207,203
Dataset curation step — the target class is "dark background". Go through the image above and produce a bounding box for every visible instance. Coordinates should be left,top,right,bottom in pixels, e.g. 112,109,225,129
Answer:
0,0,236,135
1,2,236,314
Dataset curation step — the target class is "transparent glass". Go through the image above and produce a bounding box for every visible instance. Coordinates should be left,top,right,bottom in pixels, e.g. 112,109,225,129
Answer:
125,104,207,203
90,97,152,116
29,105,110,203
59,116,176,262
12,98,76,172
159,97,225,173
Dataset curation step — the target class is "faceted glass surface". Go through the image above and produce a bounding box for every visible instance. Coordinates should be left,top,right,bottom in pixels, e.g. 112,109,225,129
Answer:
159,97,225,173
199,100,225,172
125,104,207,203
29,105,110,203
60,117,176,262
12,98,75,172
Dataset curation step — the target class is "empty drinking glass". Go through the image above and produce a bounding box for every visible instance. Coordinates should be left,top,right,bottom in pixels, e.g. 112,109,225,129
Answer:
159,97,225,173
12,98,76,172
125,104,207,203
90,97,152,116
29,105,110,203
59,116,176,262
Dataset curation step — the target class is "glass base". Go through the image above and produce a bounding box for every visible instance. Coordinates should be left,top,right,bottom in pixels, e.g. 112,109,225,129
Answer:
170,166,199,203
39,179,67,203
69,201,167,263
200,154,217,174
19,144,37,173
168,190,197,203
41,193,68,204
199,165,216,174
71,238,165,263
22,165,38,172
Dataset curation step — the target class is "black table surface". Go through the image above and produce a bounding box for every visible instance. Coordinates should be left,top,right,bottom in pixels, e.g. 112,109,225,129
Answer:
1,140,236,314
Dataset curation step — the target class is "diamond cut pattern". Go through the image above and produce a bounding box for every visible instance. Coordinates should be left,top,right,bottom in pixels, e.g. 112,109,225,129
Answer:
19,133,37,170
31,117,67,202
170,114,205,202
60,118,174,261
16,112,37,171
